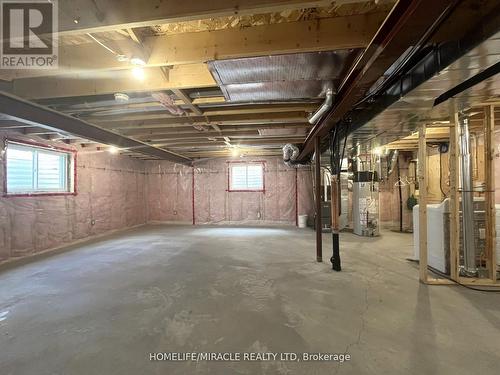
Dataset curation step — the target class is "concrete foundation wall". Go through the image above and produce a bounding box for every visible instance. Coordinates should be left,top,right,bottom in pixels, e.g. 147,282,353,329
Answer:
0,132,147,263
145,157,314,225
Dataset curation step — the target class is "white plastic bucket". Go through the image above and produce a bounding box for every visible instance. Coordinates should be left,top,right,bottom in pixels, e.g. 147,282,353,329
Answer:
298,215,308,228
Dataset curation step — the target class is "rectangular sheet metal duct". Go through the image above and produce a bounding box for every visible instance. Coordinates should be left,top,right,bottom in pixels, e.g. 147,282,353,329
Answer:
0,91,191,164
458,115,477,276
208,50,360,102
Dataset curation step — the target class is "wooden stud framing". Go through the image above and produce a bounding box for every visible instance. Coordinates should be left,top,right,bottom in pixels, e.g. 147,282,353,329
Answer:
418,123,428,282
449,108,460,281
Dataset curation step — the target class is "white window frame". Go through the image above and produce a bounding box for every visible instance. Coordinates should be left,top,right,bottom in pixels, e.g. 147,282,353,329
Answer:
228,162,265,192
4,141,75,196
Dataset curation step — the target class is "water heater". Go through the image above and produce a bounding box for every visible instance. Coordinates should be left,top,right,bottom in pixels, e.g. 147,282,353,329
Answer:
352,171,379,236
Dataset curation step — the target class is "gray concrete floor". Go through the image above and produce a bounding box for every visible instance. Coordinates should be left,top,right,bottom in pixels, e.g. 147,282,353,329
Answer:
1,225,499,375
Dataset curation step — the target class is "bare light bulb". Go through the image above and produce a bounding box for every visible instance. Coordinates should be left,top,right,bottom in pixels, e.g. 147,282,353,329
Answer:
132,67,145,81
108,146,119,154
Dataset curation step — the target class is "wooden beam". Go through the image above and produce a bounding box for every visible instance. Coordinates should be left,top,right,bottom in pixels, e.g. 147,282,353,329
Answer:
1,12,386,81
449,109,460,282
146,12,385,65
171,89,203,115
155,137,305,147
121,122,310,136
135,129,307,141
12,64,216,99
57,0,336,35
99,111,309,130
418,123,428,283
92,109,308,124
201,103,318,116
127,28,142,44
0,90,192,164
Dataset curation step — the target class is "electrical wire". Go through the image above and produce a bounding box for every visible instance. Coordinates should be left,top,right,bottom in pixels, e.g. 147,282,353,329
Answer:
439,151,448,198
86,33,119,56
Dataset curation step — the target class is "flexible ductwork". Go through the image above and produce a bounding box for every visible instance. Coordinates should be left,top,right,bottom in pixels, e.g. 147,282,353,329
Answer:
283,143,300,167
458,116,477,276
308,88,333,124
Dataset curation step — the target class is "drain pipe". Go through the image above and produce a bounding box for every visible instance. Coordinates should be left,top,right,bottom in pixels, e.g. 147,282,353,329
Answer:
308,88,333,124
458,115,477,276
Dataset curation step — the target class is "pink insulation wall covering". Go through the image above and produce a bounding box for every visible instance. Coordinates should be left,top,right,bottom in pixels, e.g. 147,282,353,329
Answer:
0,131,147,263
0,131,314,264
145,156,314,225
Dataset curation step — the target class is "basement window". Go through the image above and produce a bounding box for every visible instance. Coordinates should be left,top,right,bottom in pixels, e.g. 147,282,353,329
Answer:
5,141,75,196
229,163,264,192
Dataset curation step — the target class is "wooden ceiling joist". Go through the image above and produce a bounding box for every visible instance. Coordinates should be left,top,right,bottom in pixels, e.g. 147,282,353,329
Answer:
2,12,385,82
12,64,216,100
0,90,191,164
57,0,337,35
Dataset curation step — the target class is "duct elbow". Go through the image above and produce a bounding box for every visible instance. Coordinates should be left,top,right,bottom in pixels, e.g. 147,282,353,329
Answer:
308,88,333,125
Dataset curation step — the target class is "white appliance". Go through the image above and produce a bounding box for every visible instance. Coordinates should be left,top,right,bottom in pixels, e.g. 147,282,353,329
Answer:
413,199,450,273
353,172,379,236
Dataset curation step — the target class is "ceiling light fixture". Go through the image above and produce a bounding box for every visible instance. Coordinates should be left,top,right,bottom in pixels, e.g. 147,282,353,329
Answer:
231,148,240,157
116,54,129,62
132,67,145,81
130,57,146,66
108,146,119,154
114,93,129,102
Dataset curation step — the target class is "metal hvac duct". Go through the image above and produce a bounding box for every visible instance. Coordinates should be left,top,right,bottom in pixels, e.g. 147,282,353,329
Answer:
308,88,333,125
458,115,477,276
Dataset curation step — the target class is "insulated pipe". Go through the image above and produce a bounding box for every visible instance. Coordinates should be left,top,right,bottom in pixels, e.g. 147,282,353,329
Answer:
308,88,333,125
458,116,477,276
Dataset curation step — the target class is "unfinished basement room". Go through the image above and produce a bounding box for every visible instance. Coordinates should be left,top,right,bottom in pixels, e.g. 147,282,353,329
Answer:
0,0,500,374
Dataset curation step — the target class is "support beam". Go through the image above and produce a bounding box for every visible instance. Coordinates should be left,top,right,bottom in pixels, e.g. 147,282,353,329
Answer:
418,123,428,283
2,12,387,80
171,89,203,115
0,90,191,164
146,12,385,65
12,64,216,99
56,0,336,35
449,108,460,281
315,136,322,262
122,123,310,137
297,0,467,161
98,111,309,130
155,137,305,148
330,173,341,271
